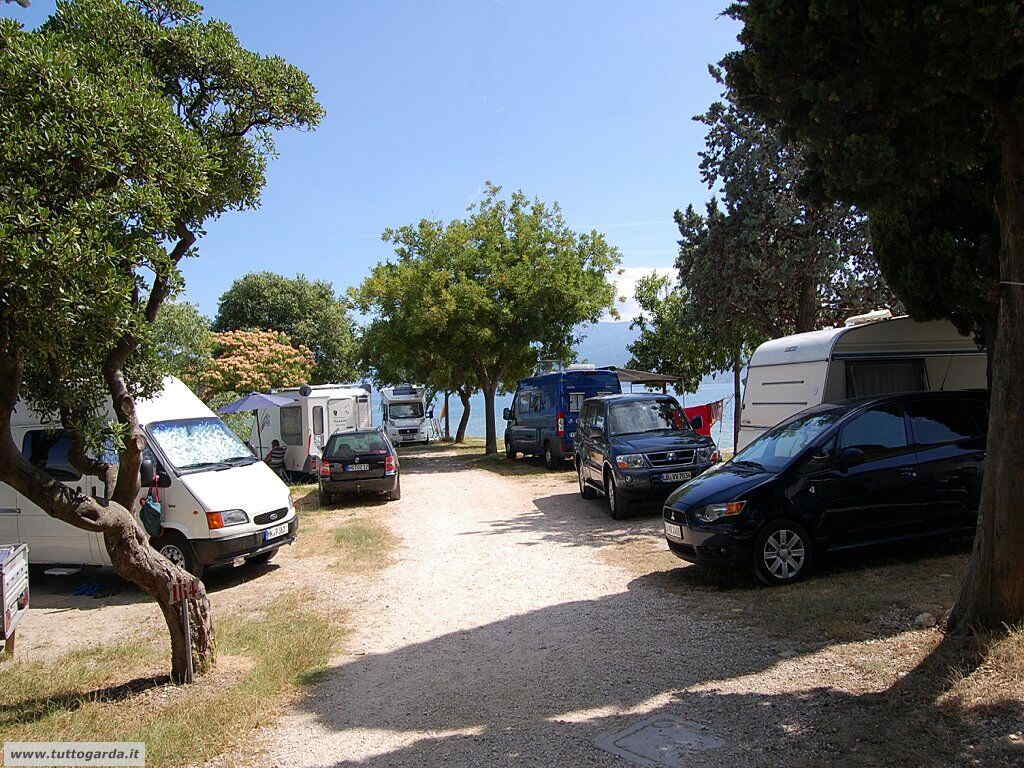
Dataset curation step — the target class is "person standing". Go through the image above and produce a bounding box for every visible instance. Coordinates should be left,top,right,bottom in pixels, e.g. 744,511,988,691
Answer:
265,439,288,481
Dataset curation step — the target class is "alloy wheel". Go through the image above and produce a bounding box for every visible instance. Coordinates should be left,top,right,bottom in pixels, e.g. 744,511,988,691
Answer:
762,528,806,580
160,544,186,568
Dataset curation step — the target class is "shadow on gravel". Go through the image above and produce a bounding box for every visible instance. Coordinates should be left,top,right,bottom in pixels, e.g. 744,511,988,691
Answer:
293,578,1018,768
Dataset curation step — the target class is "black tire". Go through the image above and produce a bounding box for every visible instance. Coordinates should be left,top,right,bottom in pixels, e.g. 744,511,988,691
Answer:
543,442,560,470
389,476,402,501
605,472,630,520
152,532,204,580
578,460,597,499
248,548,279,565
505,440,517,460
753,519,814,586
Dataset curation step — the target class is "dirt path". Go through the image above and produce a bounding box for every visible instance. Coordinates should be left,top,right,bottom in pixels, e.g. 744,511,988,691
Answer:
262,447,995,768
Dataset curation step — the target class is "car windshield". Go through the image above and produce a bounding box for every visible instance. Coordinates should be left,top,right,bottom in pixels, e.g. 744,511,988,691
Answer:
732,407,847,471
388,403,423,419
324,432,389,459
608,399,691,436
148,417,253,472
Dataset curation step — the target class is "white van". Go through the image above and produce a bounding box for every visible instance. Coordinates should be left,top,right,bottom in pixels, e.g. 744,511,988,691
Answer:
253,384,372,476
738,312,987,451
380,385,432,445
0,377,297,578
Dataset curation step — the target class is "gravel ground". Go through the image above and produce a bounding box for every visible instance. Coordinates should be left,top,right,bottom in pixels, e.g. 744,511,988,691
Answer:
263,447,994,768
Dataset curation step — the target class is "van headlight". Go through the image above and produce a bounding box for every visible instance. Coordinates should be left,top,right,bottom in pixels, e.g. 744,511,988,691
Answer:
695,501,746,523
615,454,648,469
206,508,249,529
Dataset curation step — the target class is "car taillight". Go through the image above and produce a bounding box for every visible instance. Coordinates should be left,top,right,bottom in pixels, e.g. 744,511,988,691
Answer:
319,461,332,477
557,411,565,437
385,455,396,474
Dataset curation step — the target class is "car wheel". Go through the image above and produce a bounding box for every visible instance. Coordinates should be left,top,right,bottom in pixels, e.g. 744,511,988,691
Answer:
506,440,517,460
319,489,334,507
578,460,597,499
389,476,402,501
543,442,559,470
605,472,630,520
152,533,204,580
753,519,813,586
248,548,278,565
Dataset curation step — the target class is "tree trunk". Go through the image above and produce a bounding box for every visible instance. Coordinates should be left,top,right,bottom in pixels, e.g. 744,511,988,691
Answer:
948,109,1024,631
795,265,820,334
455,388,472,443
483,385,498,455
732,356,742,455
443,391,451,440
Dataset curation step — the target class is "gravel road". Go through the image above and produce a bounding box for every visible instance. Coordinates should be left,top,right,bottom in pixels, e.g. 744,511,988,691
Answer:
262,448,897,768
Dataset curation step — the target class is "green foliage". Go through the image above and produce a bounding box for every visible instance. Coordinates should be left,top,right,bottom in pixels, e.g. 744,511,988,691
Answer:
213,272,359,384
355,182,621,452
151,301,212,390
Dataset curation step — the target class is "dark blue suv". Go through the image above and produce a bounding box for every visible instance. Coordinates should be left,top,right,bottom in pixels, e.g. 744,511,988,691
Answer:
575,393,719,519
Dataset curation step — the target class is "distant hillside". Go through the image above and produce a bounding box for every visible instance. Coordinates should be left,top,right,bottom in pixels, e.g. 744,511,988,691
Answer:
574,321,638,368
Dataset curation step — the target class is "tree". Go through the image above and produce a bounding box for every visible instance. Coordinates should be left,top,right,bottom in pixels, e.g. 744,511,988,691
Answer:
360,184,621,455
721,0,1022,630
214,272,359,385
0,0,322,682
202,330,314,396
152,302,213,392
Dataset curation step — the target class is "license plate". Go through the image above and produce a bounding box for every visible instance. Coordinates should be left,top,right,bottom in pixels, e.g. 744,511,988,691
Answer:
264,522,288,541
664,521,683,540
660,471,692,483
346,463,370,472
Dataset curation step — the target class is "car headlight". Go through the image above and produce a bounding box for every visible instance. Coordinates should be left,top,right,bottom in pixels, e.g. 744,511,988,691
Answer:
694,501,746,523
615,453,648,469
206,508,249,529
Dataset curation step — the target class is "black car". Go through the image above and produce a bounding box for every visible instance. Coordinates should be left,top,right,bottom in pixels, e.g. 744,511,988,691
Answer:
663,390,988,585
575,393,720,519
318,429,401,504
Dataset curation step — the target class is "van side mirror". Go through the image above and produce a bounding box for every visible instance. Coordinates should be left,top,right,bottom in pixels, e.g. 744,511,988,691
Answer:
140,460,157,487
837,447,865,472
503,408,512,421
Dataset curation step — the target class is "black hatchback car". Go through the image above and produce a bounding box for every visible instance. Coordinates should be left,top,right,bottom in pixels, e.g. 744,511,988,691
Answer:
576,393,719,518
663,390,988,585
318,429,401,505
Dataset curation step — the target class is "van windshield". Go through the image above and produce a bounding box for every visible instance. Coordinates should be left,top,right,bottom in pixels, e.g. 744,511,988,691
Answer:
149,417,254,472
732,407,846,471
388,403,423,419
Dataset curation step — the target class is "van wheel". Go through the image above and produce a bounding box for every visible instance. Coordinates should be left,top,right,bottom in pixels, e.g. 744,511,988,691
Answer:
605,472,630,520
389,476,402,501
578,461,597,499
505,441,517,460
543,442,559,469
152,533,204,580
753,519,813,586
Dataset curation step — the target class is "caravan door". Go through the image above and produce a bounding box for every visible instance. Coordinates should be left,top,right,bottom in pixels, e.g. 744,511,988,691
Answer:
327,398,356,436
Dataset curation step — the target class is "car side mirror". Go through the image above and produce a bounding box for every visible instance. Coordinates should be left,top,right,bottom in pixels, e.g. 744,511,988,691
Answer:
689,416,703,431
140,460,157,487
837,447,865,472
503,408,512,421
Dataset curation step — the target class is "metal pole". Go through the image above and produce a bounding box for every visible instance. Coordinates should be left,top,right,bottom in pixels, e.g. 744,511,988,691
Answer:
180,598,193,684
256,411,263,458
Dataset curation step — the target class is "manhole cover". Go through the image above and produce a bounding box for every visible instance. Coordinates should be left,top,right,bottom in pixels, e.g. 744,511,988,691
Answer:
594,715,724,767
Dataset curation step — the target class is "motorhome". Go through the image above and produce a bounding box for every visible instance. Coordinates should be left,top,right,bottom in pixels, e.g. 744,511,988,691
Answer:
253,384,372,476
0,377,297,578
737,312,987,451
380,385,432,446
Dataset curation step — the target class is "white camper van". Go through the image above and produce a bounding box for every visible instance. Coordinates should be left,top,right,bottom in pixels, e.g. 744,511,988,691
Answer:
0,377,297,578
253,384,372,476
738,312,987,451
380,385,432,445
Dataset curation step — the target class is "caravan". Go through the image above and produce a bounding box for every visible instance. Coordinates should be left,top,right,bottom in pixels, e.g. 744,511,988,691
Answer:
738,312,987,451
253,384,373,476
380,385,432,446
0,377,297,578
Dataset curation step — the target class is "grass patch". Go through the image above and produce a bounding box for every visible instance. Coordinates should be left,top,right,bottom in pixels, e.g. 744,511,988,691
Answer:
0,590,343,768
331,519,397,572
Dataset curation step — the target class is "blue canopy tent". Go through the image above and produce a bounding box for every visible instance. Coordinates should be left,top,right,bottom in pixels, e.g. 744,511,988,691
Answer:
217,392,295,458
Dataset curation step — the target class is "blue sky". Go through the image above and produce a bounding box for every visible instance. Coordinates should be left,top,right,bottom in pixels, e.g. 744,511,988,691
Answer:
5,0,740,320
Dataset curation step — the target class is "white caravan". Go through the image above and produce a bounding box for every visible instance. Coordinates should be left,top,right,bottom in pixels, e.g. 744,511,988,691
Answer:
380,385,432,445
0,377,296,578
253,384,372,476
738,312,987,451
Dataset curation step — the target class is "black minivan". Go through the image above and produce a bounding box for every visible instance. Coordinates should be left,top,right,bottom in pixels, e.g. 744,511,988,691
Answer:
663,390,987,584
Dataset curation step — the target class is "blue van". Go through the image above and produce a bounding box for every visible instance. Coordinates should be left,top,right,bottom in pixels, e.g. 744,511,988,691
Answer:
503,367,622,468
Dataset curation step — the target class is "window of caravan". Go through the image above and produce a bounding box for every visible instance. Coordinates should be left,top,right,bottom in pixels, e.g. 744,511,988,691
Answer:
149,417,252,471
569,393,585,412
845,359,927,398
21,430,82,481
313,406,325,436
280,406,302,445
388,402,424,419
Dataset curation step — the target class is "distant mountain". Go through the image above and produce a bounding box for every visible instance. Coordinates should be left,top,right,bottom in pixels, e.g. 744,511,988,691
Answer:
574,321,638,368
